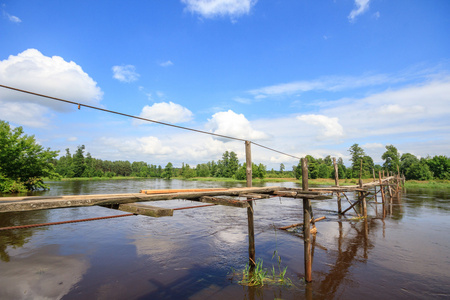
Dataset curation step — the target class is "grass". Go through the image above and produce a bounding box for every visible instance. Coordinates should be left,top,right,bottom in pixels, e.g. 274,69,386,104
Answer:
236,256,293,287
404,180,450,189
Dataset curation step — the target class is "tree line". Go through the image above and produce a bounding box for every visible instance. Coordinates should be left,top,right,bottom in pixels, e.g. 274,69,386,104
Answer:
1,120,448,193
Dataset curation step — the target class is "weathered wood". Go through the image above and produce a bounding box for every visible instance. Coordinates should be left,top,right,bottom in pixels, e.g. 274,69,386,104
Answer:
118,203,173,217
279,216,326,230
140,188,227,194
199,196,249,208
239,193,272,199
302,157,312,282
274,191,332,200
341,192,370,215
333,158,342,214
245,140,256,270
0,186,281,213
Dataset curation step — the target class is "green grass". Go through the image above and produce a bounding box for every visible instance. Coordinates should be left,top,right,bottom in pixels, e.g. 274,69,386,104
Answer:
236,257,293,287
404,180,450,189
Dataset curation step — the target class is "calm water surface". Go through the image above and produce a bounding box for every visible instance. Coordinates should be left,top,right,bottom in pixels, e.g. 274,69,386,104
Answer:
0,179,449,299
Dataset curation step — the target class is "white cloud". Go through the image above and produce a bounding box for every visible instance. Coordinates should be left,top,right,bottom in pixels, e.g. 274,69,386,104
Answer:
248,73,390,99
2,8,21,23
181,0,257,19
159,60,173,67
205,110,269,142
137,102,193,124
297,114,344,140
348,0,370,22
112,65,139,82
0,49,103,127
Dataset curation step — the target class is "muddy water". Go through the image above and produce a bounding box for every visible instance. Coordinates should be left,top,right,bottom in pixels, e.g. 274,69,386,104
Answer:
0,179,449,299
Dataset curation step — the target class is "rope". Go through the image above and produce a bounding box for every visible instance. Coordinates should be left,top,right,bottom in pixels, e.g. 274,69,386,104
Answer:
0,84,302,160
0,213,135,231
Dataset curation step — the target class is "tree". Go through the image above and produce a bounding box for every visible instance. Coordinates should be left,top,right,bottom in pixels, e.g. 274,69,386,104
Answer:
400,153,419,177
279,163,285,174
382,145,400,174
163,162,174,179
0,121,59,192
426,155,450,180
72,145,86,177
348,144,365,177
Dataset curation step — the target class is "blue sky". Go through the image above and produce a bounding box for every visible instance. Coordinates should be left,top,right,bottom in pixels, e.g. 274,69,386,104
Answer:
1,0,449,169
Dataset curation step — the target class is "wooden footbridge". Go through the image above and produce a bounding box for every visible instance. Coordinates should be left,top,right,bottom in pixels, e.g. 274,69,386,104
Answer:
0,152,404,283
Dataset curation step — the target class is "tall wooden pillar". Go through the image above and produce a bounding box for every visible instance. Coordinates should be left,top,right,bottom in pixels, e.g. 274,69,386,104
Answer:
302,158,312,282
333,158,341,214
245,141,255,270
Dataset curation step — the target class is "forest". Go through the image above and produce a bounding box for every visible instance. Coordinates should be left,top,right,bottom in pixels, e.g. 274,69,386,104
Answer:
52,143,449,182
1,120,449,193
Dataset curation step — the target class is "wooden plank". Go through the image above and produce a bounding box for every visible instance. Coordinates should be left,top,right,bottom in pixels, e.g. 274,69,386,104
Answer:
0,186,281,213
118,203,173,217
279,216,326,230
274,191,332,200
239,193,272,199
140,188,227,194
199,196,249,208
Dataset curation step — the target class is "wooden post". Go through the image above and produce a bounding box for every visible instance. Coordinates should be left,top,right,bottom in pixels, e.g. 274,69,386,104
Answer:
373,169,378,203
245,141,255,271
333,158,342,214
302,158,312,282
379,171,386,218
359,159,366,216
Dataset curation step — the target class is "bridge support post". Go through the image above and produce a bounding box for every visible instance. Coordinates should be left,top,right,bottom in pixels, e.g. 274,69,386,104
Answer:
245,141,255,271
302,158,312,282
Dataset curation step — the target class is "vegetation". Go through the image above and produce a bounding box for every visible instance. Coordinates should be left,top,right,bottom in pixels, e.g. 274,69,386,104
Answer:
0,121,59,193
1,119,448,192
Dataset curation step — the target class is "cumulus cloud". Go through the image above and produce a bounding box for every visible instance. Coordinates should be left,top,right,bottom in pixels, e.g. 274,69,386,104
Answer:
322,78,450,137
206,110,269,142
348,0,370,22
0,49,103,127
181,0,257,19
112,65,139,82
136,102,193,124
98,136,173,159
297,114,344,140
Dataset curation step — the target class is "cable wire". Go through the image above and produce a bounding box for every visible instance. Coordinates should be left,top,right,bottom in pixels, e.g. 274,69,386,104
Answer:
0,84,302,160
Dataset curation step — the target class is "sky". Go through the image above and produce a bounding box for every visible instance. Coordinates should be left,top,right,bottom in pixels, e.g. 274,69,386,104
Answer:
0,0,449,170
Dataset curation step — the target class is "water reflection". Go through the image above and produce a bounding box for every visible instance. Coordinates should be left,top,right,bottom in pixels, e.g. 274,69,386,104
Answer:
0,244,89,299
0,210,49,262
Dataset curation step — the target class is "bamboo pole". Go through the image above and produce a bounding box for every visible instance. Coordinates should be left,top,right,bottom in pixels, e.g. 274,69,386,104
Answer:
245,141,256,271
302,158,312,282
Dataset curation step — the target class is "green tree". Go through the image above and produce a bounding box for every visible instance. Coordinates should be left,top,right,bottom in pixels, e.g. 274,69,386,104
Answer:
0,121,59,192
163,162,174,179
382,145,400,174
348,143,366,177
406,160,433,180
426,155,450,180
400,153,419,177
72,145,86,177
279,163,285,174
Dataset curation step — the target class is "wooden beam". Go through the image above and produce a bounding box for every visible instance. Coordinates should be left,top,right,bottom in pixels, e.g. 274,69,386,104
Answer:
140,188,227,194
0,186,281,213
199,196,249,208
118,203,173,217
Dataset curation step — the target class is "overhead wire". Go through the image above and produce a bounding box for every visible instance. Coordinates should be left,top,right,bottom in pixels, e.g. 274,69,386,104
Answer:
0,84,302,160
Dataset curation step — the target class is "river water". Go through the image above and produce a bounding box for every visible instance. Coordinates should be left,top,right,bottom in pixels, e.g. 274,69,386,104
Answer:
0,179,449,299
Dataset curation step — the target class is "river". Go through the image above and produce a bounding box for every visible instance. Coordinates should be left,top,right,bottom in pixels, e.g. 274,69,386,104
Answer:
0,179,449,299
